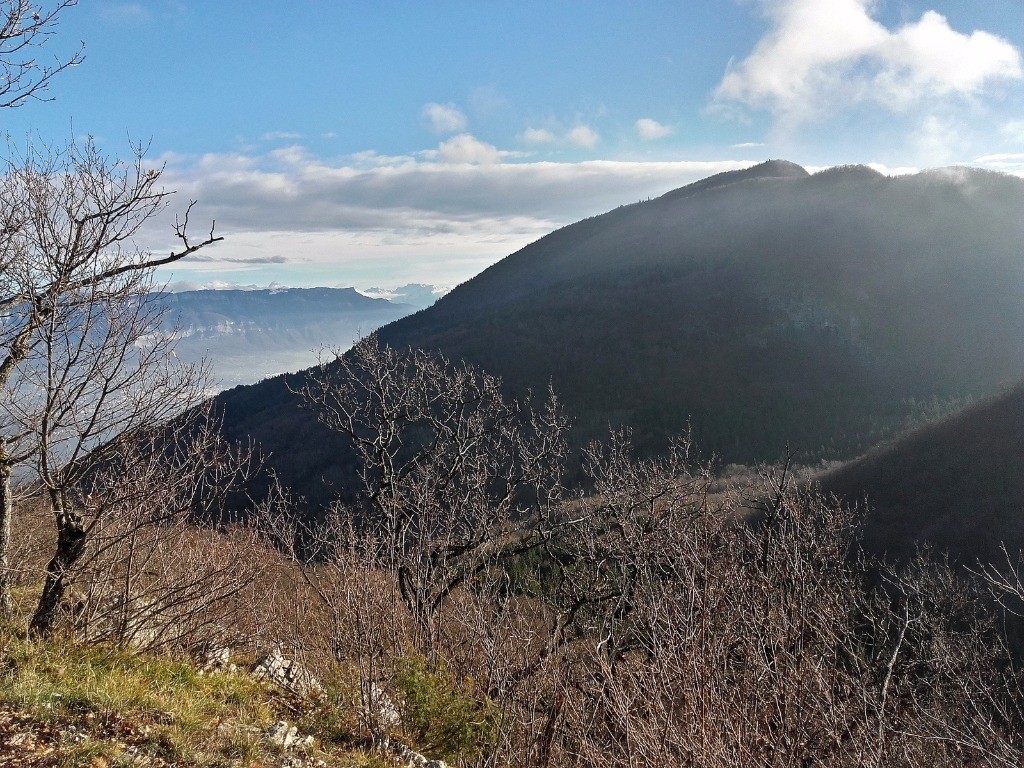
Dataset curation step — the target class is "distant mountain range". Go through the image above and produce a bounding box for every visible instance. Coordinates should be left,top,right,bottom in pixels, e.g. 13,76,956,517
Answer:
210,160,1024,517
357,283,450,310
159,287,419,388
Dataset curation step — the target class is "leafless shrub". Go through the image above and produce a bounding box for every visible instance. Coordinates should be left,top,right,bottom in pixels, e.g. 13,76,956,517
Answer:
29,407,266,651
296,336,569,658
543,446,1024,768
271,340,1024,767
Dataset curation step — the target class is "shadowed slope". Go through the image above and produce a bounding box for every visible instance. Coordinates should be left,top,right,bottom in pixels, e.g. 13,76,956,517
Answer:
819,383,1024,563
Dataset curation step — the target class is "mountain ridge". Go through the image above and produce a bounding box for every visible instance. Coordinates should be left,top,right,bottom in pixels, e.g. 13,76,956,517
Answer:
213,160,1024,520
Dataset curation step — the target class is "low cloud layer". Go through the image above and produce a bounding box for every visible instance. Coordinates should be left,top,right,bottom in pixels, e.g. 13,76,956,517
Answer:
182,254,290,264
153,147,755,286
715,0,1022,125
162,148,752,235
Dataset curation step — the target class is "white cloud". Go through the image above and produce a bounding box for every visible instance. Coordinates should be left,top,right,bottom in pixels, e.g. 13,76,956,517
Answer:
421,102,468,134
567,125,600,149
864,162,919,176
152,148,756,286
974,152,1024,176
636,118,673,140
975,152,1024,164
715,0,1022,125
436,134,502,165
521,127,558,145
262,131,303,141
521,125,602,149
732,142,766,149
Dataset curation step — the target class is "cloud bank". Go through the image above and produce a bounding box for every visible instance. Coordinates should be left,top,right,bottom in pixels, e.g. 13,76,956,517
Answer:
153,147,755,286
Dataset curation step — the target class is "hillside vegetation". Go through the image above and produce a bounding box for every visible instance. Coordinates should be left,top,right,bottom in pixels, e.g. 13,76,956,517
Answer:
6,371,1024,766
819,381,1024,563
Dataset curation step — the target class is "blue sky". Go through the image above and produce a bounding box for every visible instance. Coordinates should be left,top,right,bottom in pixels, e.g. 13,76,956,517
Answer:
6,0,1024,290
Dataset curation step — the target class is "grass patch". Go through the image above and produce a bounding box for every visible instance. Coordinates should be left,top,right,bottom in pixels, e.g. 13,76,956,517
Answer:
0,628,278,766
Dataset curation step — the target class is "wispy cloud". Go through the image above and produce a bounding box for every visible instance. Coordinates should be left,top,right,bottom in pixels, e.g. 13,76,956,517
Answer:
421,102,468,134
732,142,766,149
521,124,601,149
974,152,1024,175
636,118,672,140
715,0,1022,126
469,85,508,118
262,131,304,141
182,254,290,264
100,2,152,24
521,127,558,145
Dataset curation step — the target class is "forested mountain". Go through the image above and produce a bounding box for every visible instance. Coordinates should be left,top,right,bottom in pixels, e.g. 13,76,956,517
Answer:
212,160,1024,512
159,287,413,388
818,382,1024,563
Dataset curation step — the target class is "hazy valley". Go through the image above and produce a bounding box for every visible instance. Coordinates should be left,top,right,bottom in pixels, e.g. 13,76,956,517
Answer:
155,285,444,388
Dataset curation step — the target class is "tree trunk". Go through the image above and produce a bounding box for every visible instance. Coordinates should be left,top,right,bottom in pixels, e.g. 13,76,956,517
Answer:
30,490,85,635
0,442,15,621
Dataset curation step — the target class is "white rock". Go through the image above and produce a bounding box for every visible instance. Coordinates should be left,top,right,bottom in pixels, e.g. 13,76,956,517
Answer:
363,680,402,731
252,645,324,699
266,720,299,749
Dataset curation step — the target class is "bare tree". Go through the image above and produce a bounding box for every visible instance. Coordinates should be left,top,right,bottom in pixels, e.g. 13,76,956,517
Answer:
54,407,263,650
0,1,82,109
0,137,222,623
297,336,569,655
0,0,81,620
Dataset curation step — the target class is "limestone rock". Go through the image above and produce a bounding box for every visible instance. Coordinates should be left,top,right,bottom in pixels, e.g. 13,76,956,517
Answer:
379,736,451,768
252,646,324,699
362,681,402,732
266,720,300,749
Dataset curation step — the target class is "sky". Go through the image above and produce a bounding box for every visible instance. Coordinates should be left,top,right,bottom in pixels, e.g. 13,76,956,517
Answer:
4,0,1023,291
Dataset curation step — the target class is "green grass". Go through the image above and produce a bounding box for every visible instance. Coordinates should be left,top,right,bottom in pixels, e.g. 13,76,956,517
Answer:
0,627,299,766
0,626,391,767
0,630,270,722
